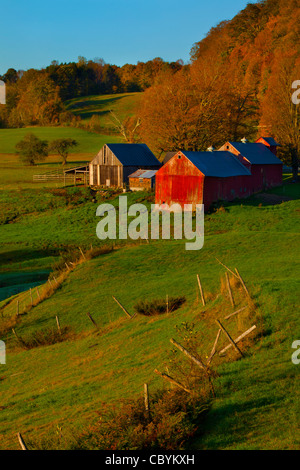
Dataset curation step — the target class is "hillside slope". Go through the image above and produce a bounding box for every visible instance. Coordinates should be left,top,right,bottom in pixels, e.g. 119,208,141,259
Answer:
0,183,299,450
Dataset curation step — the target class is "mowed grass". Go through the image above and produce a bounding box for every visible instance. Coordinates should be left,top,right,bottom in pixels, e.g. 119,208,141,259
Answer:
65,92,143,123
0,181,299,449
0,127,121,155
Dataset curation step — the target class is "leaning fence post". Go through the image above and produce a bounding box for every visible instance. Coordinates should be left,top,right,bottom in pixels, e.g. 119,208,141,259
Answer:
207,329,222,365
112,296,133,319
86,312,98,329
154,369,191,394
17,433,28,450
225,272,234,307
79,247,86,260
215,319,244,358
235,268,251,298
219,325,257,356
56,315,62,336
36,286,41,301
197,275,205,306
144,383,150,419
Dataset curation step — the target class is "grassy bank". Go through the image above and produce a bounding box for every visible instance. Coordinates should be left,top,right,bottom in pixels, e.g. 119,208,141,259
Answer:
0,178,299,449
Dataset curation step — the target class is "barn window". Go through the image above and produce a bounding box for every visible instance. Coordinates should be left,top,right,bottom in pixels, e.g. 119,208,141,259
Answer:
178,155,181,159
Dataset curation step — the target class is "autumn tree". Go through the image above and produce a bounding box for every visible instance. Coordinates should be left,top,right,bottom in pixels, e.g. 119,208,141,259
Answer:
49,138,78,165
16,133,48,165
109,111,141,143
259,52,300,181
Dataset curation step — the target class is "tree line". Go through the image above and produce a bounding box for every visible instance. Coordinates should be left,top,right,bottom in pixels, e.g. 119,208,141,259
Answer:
1,0,299,178
138,0,300,179
0,57,183,129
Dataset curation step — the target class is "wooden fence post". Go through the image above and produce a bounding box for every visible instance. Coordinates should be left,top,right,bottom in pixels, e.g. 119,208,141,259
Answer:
86,312,98,329
154,369,191,394
207,329,222,365
235,268,251,298
144,383,150,419
36,286,41,301
219,325,257,356
215,320,244,358
17,433,28,450
79,247,86,260
30,288,33,306
112,296,133,319
225,272,234,307
170,338,205,370
197,275,205,306
215,258,239,279
224,306,247,321
56,315,62,335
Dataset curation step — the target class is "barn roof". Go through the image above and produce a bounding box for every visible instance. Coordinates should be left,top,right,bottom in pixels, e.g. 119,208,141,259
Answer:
181,151,251,177
106,143,161,167
256,136,280,146
163,152,177,165
129,169,157,179
228,142,282,165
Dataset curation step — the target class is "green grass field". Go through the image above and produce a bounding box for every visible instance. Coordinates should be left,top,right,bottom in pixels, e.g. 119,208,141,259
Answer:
0,92,143,190
65,92,143,122
0,127,121,156
0,93,299,449
0,176,299,449
0,129,122,190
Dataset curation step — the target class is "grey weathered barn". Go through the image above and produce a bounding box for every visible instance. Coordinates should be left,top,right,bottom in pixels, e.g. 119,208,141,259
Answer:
89,143,161,187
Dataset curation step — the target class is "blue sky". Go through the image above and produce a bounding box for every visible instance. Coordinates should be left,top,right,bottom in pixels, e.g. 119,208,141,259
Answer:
0,0,249,74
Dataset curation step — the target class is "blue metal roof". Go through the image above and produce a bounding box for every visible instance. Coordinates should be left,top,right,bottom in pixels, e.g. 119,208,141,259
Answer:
258,137,280,146
106,143,161,167
181,151,251,177
228,142,282,165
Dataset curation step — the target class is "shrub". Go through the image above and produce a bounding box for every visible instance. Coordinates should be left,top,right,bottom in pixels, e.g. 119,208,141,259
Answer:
71,387,210,450
15,326,73,350
134,296,186,316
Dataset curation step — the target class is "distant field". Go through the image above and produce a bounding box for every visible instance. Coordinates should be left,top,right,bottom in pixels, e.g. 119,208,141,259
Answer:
0,127,121,155
65,92,143,124
0,128,122,189
0,92,142,189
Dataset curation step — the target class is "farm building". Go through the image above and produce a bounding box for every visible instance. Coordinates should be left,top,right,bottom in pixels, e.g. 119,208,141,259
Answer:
128,169,157,191
89,143,161,187
219,137,282,193
155,150,252,211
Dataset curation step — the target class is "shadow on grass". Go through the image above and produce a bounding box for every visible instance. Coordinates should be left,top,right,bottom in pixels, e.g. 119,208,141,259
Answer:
66,95,130,120
0,248,57,268
208,178,300,213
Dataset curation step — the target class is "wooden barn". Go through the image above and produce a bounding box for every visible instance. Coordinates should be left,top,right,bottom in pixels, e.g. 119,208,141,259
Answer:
128,169,157,191
89,143,161,187
155,150,252,211
219,137,282,193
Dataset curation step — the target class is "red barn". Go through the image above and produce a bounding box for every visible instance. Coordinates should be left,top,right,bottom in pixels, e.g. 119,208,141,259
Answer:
219,138,282,193
155,150,252,212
